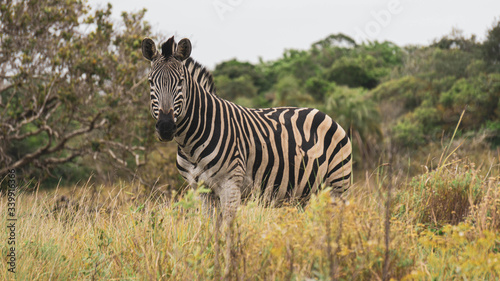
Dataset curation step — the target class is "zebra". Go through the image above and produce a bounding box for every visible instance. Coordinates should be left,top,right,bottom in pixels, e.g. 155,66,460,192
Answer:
141,36,352,224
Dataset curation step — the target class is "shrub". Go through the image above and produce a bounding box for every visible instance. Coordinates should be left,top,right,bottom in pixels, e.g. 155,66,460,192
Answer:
213,74,258,101
327,61,378,89
371,76,430,110
395,162,483,226
304,77,333,101
413,106,441,134
439,74,500,129
484,120,500,147
391,117,425,148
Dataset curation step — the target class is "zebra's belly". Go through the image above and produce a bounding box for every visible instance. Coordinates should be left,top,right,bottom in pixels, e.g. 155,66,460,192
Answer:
242,153,331,203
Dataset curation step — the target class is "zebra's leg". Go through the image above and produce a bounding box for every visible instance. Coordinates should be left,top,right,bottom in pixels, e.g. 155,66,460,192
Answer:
219,179,242,226
218,176,242,279
200,190,219,218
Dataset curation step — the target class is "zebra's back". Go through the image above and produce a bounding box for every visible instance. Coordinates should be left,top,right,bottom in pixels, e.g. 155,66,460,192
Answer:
239,106,352,203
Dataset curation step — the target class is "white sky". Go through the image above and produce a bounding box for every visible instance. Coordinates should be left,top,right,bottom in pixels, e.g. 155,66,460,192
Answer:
88,0,500,69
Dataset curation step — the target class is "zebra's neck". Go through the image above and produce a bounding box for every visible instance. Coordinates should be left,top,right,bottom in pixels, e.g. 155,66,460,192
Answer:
175,58,221,148
183,58,216,95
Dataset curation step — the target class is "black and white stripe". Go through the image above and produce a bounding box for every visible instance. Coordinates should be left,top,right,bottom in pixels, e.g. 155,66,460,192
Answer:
143,37,352,222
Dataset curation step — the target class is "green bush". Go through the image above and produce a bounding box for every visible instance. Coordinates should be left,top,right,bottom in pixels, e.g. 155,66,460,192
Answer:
270,75,313,107
371,76,430,110
413,106,441,132
304,77,333,101
484,120,500,147
213,74,258,101
391,117,425,148
439,73,500,129
327,60,378,89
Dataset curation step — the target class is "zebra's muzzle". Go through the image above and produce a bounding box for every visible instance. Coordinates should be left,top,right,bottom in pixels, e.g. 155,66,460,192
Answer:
156,109,177,142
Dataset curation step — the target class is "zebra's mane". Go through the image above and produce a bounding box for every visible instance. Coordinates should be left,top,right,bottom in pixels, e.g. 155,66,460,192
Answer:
183,58,216,95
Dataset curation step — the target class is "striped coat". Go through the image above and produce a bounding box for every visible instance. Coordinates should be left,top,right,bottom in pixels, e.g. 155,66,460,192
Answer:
142,36,352,223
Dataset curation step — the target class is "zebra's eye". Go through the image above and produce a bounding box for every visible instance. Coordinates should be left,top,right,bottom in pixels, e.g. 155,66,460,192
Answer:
148,80,154,87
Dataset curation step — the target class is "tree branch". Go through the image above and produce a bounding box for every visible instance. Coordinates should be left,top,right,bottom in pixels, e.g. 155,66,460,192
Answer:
130,75,147,91
0,114,106,175
0,130,53,174
98,140,146,166
11,125,50,141
106,148,127,166
0,83,15,95
12,79,59,132
42,151,83,166
46,113,105,154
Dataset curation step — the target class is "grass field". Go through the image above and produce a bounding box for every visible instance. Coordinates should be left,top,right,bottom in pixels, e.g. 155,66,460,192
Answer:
1,153,500,280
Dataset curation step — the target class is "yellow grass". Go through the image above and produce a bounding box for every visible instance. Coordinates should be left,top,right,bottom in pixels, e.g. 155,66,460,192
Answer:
1,158,500,280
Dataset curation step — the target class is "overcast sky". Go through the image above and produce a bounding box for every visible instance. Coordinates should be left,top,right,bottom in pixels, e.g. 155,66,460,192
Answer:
88,0,500,69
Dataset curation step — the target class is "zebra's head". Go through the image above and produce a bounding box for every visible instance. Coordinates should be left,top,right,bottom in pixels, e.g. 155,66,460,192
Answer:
141,36,192,142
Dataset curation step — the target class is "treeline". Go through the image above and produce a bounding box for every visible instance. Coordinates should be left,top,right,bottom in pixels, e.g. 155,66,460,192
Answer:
1,0,499,187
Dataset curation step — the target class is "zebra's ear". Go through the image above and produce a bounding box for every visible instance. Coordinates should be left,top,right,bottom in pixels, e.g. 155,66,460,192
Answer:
174,38,192,61
142,38,157,61
161,36,177,58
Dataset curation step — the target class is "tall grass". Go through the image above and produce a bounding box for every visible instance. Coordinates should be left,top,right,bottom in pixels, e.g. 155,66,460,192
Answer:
1,156,500,280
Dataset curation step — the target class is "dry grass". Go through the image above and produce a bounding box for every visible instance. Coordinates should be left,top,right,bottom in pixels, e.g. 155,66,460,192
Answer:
1,157,500,280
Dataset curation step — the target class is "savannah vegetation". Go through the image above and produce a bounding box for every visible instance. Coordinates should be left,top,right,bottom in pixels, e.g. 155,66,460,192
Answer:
1,0,500,280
